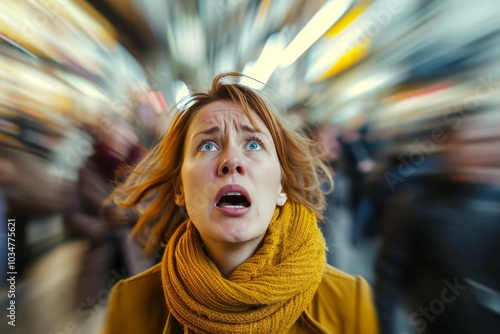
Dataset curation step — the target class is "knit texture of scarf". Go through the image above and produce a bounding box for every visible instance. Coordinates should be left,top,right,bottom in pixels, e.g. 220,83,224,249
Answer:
161,201,326,334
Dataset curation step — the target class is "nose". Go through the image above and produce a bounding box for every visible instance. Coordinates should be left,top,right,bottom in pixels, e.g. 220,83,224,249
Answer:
217,148,245,176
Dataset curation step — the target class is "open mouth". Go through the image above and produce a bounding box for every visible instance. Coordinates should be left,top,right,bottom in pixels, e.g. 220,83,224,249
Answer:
216,192,251,208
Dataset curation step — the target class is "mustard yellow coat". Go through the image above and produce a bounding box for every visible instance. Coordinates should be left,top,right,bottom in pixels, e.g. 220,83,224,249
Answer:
102,263,379,334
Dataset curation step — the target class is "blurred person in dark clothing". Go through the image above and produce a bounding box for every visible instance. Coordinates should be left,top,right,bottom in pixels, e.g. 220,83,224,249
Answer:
1,147,75,280
0,158,14,284
308,123,342,266
375,110,500,334
338,127,376,246
66,121,153,310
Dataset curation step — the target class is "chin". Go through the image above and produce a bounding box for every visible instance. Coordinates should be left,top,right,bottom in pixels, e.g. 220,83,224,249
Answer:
217,227,265,245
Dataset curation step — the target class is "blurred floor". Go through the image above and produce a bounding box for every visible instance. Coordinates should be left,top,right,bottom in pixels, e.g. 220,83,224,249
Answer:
0,229,107,334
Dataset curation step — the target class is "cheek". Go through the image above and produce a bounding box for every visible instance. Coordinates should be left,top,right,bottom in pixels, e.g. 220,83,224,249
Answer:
182,167,218,212
261,162,283,196
186,188,207,214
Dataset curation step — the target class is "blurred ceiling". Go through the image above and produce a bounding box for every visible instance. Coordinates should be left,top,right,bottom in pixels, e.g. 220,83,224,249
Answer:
6,0,497,131
91,0,329,94
91,0,500,125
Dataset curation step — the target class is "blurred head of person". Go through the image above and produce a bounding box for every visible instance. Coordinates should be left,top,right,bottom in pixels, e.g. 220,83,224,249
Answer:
89,120,143,181
312,124,342,168
0,158,15,186
441,109,500,183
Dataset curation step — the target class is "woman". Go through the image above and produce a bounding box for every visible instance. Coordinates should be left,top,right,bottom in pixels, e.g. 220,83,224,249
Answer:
103,73,379,333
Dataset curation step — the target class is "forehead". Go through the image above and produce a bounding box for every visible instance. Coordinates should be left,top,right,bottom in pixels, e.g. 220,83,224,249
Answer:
189,100,266,130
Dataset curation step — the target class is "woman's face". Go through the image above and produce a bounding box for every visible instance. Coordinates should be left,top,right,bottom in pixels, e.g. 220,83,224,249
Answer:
175,100,287,247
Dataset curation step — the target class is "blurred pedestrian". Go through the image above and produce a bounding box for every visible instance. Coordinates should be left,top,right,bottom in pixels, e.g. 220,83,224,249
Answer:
338,127,376,246
66,121,153,310
307,123,341,266
375,110,500,334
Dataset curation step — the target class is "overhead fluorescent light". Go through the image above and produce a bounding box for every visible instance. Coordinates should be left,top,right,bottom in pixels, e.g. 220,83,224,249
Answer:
242,32,286,88
280,0,353,68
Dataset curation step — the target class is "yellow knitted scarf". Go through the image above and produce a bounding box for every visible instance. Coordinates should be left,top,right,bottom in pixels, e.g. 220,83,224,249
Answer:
161,201,326,334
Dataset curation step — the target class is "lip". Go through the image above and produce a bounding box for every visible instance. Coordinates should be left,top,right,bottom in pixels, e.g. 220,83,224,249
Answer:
214,184,252,217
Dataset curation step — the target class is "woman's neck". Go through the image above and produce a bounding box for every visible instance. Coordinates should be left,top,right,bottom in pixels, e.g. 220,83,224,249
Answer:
202,237,265,278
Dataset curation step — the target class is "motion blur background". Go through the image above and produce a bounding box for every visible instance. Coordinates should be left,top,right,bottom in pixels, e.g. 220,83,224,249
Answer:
1,0,499,333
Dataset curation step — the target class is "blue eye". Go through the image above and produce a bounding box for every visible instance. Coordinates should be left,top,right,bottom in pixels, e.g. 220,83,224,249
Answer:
246,140,262,151
200,141,217,151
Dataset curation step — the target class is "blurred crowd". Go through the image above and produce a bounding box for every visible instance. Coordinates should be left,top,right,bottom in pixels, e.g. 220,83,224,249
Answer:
1,0,500,333
311,107,500,334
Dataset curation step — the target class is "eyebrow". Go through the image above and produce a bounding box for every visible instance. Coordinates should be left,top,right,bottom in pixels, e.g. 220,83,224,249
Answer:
241,124,259,134
194,126,220,138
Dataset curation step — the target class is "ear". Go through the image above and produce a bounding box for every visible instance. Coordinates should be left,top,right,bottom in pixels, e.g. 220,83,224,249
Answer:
174,178,185,206
276,184,288,207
